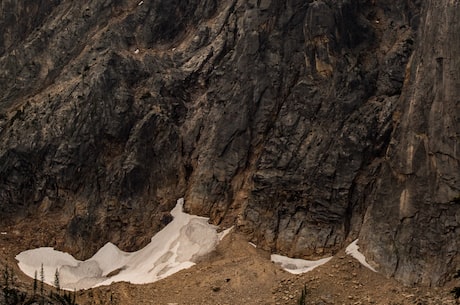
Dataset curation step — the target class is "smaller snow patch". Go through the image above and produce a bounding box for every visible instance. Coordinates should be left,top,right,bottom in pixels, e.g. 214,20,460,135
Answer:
218,226,233,241
271,254,332,274
345,239,377,272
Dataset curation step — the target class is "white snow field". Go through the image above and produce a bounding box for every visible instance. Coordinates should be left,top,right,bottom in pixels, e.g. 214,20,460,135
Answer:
16,198,230,290
345,239,377,272
271,254,332,274
272,239,379,275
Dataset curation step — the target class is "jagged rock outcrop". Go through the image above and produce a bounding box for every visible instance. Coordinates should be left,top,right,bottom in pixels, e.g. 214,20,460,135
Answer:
360,0,460,286
0,0,458,286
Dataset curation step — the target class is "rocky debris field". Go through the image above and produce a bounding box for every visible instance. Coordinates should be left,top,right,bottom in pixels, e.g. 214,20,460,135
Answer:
1,230,459,305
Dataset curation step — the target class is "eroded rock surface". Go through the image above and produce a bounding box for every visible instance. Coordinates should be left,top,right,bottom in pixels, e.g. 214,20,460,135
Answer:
0,0,458,285
360,0,460,286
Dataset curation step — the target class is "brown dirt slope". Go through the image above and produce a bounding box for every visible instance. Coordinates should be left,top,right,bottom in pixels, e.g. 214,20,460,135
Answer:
1,230,458,305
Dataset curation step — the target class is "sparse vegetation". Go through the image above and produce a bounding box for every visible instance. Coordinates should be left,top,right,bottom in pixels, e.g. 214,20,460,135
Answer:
297,284,307,305
54,269,60,294
1,263,78,305
40,264,44,305
33,271,37,296
50,290,77,305
2,264,27,305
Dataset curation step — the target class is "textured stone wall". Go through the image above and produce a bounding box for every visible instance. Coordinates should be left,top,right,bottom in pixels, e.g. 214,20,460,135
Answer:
0,0,457,285
360,0,460,286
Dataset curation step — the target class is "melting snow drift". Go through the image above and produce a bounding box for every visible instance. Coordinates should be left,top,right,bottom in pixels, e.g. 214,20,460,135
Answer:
271,254,332,274
16,198,229,290
345,239,377,272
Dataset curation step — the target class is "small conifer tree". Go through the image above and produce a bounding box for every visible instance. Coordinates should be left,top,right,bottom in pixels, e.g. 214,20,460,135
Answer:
40,263,44,305
298,284,307,305
54,268,60,293
34,270,38,295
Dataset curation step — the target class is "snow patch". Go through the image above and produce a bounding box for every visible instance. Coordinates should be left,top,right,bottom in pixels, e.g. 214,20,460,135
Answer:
16,198,223,290
345,239,377,272
271,254,332,274
218,226,233,241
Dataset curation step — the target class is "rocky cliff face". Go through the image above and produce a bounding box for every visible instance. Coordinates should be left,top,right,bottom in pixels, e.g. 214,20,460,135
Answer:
0,0,458,286
360,0,460,286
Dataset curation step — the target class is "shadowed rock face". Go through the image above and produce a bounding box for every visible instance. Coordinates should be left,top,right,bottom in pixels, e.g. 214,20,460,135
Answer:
360,0,460,286
0,0,458,286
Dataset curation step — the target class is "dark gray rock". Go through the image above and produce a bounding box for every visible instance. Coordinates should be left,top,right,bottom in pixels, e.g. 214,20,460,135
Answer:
360,0,460,286
0,0,457,285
